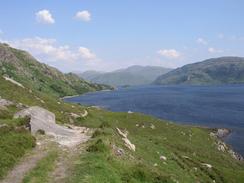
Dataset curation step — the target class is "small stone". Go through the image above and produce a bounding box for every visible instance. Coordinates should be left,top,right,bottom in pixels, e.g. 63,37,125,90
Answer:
202,163,212,168
160,155,167,161
150,124,155,129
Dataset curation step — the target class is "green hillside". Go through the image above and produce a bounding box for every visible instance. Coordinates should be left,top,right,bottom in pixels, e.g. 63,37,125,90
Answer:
0,48,244,182
154,57,244,85
0,43,112,97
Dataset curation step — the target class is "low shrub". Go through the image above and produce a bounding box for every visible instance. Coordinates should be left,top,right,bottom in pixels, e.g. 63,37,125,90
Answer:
87,139,108,153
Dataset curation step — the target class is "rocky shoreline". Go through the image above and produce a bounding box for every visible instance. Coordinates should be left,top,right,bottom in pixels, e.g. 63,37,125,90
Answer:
212,128,231,139
210,128,243,161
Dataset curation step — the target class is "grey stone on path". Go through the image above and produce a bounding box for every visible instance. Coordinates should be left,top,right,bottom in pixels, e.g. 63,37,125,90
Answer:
14,106,90,147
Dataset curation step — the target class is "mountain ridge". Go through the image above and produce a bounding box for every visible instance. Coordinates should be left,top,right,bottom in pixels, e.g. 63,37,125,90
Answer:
78,65,172,86
154,56,244,85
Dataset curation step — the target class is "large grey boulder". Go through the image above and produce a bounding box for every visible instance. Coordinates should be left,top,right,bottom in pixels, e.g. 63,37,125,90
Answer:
14,106,90,147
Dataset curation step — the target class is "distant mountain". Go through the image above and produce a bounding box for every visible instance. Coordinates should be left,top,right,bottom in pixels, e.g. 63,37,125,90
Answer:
154,57,244,85
0,43,112,97
79,70,105,81
78,65,172,86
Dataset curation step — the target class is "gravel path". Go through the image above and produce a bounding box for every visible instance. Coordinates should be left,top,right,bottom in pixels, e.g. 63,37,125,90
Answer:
1,106,91,183
0,138,49,183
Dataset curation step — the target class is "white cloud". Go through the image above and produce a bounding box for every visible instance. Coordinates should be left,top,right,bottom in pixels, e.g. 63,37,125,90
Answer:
78,47,96,60
197,38,208,45
7,37,97,63
208,47,222,53
36,9,55,24
75,10,91,22
157,49,181,59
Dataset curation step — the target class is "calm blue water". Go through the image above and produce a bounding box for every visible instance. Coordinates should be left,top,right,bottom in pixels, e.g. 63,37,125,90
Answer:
65,85,244,155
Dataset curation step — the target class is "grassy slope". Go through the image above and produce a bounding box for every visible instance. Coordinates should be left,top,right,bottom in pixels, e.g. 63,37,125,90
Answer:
0,76,83,179
0,76,244,182
69,109,244,183
0,44,112,97
0,114,35,178
154,57,244,85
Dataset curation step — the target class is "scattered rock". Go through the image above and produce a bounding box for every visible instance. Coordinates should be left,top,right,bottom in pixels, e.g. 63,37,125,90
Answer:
211,128,231,138
160,155,167,161
116,127,135,151
123,137,136,151
210,128,243,160
81,110,88,117
228,148,243,161
182,155,190,159
201,163,212,169
153,163,158,167
112,145,125,156
116,128,128,138
150,124,155,129
3,76,25,88
128,111,133,114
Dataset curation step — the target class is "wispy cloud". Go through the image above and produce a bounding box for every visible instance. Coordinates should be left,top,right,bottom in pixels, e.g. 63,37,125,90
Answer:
208,47,222,53
75,10,91,22
78,47,96,60
157,49,181,59
196,38,208,45
5,37,97,63
36,9,55,24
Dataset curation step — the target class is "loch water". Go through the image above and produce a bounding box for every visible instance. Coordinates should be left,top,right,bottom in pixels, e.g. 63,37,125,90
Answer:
64,84,244,155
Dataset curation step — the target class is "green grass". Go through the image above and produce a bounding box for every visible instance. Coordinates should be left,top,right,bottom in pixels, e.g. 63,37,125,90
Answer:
0,71,244,182
22,150,58,183
69,110,244,183
0,98,35,179
0,123,35,179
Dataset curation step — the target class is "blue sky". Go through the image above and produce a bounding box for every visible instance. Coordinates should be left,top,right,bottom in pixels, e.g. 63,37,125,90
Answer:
0,0,244,72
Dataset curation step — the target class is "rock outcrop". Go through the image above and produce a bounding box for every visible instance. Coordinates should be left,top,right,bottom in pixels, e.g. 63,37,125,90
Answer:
210,128,243,161
14,106,90,147
116,128,135,151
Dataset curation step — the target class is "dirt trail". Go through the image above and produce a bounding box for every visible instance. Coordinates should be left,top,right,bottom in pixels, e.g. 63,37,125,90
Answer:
1,106,91,183
49,127,91,183
0,137,50,183
49,144,87,183
1,131,90,183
